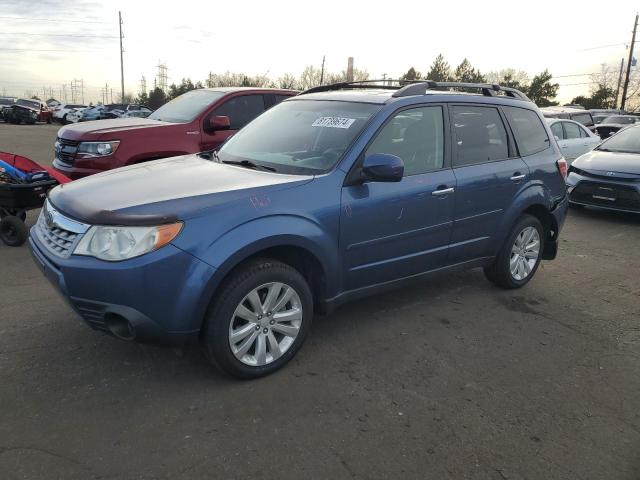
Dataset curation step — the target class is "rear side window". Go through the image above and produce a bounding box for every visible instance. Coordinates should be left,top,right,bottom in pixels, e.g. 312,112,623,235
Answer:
503,106,550,156
452,106,509,166
563,121,581,140
213,94,266,129
275,95,291,104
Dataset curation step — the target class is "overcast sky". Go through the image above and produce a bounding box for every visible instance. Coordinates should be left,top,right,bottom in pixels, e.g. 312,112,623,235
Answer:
0,0,638,103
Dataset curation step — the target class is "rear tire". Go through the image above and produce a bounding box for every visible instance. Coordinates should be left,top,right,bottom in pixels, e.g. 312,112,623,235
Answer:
202,259,313,379
484,214,544,289
0,216,28,247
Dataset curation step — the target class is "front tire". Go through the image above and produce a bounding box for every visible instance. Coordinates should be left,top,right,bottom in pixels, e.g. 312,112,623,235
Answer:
484,214,544,289
202,259,313,379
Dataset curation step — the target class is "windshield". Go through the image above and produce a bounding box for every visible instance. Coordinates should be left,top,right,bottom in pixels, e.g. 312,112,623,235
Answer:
218,99,381,174
603,116,636,124
16,99,39,109
149,89,225,123
598,125,640,154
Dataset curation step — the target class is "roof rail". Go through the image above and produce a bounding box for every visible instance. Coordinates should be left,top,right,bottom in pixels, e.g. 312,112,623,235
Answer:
299,79,530,101
392,81,529,101
301,79,406,95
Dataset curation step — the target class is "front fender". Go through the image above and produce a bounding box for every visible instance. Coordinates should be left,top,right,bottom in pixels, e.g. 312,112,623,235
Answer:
189,214,340,326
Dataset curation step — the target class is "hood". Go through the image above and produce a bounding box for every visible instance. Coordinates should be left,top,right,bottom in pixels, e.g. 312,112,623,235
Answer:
13,104,39,113
58,117,179,141
572,149,640,176
48,154,313,225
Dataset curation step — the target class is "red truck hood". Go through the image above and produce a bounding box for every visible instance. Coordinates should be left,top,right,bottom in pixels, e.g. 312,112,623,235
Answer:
58,118,181,141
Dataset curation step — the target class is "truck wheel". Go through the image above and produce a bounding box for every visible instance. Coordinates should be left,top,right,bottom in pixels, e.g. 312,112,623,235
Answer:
0,216,28,247
202,259,313,379
484,214,544,289
62,114,68,125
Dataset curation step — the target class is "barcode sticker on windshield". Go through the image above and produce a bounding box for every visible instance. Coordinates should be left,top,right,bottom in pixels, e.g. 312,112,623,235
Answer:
312,117,356,129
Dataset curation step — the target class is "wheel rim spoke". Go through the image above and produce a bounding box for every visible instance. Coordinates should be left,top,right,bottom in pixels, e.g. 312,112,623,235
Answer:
510,226,540,281
228,282,303,367
234,330,260,358
230,323,256,344
262,282,283,313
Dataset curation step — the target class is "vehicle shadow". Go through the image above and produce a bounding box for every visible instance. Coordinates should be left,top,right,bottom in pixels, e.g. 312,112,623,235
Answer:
567,204,640,225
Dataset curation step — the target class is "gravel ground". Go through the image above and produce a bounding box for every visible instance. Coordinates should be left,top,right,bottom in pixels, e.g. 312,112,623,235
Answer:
1,123,639,479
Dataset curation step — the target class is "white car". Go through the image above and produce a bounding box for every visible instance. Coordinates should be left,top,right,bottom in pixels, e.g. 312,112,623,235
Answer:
121,107,152,118
547,118,600,164
65,107,89,123
52,103,87,124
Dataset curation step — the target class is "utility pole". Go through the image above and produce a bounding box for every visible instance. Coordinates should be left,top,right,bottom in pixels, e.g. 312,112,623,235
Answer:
320,55,325,86
615,58,624,108
119,11,125,104
621,13,638,111
346,57,354,82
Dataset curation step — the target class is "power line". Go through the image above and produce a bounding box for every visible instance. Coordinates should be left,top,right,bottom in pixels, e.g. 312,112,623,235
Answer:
1,48,111,52
0,32,117,38
0,15,108,24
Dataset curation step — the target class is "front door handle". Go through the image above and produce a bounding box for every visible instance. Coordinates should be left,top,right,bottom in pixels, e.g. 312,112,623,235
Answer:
431,186,455,196
510,173,526,181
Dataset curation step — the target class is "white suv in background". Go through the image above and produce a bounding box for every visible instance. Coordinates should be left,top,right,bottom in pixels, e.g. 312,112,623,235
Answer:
53,104,87,124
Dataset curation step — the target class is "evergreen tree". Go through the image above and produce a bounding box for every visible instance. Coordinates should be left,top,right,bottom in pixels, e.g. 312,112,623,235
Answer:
426,54,452,82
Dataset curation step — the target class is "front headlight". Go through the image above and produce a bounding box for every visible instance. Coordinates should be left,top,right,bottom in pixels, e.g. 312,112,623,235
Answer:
74,223,182,261
77,141,120,157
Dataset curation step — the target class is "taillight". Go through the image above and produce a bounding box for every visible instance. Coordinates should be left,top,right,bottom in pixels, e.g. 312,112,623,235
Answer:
557,157,568,179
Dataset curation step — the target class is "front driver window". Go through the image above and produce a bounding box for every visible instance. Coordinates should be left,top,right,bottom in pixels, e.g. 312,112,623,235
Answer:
365,106,444,176
212,95,266,130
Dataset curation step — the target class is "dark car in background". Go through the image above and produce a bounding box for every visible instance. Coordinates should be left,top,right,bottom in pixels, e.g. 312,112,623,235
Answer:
2,98,52,124
53,87,297,178
567,124,640,213
0,97,16,118
541,106,595,132
34,81,568,378
594,115,640,139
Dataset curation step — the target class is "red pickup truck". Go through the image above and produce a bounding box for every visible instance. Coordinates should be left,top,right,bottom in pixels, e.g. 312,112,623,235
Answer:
53,87,297,179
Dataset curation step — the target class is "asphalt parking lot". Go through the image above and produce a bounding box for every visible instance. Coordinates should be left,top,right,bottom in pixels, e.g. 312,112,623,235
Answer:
1,123,639,480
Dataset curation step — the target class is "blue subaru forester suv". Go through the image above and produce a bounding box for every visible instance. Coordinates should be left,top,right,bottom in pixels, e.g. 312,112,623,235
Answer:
29,80,568,378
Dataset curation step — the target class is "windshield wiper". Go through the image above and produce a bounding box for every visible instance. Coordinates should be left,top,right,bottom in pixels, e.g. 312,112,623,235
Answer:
221,159,277,172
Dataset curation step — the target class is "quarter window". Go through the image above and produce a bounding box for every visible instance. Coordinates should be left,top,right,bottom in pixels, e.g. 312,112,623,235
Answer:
213,94,266,130
550,122,564,140
452,106,508,166
366,106,444,176
503,106,550,156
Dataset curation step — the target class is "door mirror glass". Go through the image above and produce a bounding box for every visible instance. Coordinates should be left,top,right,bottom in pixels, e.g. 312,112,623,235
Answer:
362,153,404,182
554,135,560,142
209,115,231,132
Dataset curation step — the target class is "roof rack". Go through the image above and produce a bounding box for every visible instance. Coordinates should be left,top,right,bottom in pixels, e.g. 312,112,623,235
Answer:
301,80,403,95
300,79,529,101
392,81,529,100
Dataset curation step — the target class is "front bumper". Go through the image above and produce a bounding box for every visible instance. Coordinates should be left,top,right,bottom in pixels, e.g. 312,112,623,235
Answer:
566,172,640,213
52,159,103,179
29,231,217,345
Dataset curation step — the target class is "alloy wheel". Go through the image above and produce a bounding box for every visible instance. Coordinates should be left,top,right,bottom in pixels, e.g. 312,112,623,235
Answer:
509,226,540,281
228,282,303,367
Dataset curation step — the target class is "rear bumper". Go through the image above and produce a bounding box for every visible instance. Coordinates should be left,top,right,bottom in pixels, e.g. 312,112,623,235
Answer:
29,232,217,345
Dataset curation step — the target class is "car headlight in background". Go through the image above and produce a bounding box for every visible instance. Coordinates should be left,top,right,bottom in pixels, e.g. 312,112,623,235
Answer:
77,141,120,157
74,223,182,261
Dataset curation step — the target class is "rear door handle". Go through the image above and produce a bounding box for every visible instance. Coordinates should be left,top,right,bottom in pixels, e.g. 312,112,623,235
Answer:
431,186,455,196
510,174,526,181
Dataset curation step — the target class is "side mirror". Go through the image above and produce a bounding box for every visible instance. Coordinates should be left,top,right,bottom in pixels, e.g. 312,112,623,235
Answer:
361,153,404,183
554,135,560,141
209,115,231,132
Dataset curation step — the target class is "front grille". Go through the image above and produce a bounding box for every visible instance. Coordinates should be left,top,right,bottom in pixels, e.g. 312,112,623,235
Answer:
34,201,89,258
570,181,640,211
55,137,79,166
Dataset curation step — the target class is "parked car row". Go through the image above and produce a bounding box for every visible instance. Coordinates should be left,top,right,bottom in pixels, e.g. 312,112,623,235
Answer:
2,98,52,124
